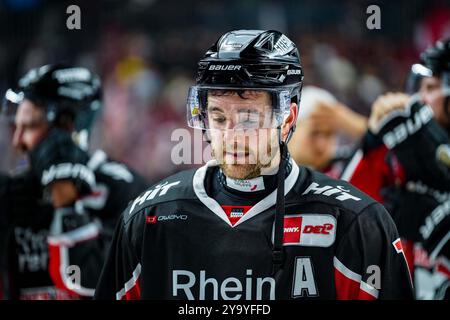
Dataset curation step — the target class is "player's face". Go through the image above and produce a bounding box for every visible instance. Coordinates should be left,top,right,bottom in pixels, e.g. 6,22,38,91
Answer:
207,91,280,179
13,99,49,152
290,118,337,170
420,76,441,104
419,77,448,127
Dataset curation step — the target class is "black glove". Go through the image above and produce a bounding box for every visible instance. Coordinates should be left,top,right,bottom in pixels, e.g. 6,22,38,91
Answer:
28,128,95,197
375,99,450,191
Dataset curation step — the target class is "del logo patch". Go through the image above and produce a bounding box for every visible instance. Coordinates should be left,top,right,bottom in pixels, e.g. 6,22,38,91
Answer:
273,214,337,247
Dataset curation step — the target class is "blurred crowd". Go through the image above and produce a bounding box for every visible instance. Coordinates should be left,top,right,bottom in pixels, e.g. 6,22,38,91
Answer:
1,0,449,183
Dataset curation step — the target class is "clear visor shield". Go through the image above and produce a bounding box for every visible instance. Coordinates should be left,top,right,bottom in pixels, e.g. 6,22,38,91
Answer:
406,63,434,94
406,64,450,103
187,86,292,131
1,89,24,124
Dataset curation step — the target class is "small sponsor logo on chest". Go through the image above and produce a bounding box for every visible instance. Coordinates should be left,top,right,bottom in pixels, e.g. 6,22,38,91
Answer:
146,214,188,224
273,214,337,247
230,208,245,218
221,205,253,226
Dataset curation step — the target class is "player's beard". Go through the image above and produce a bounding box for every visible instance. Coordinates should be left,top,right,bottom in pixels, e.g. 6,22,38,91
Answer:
220,153,268,180
211,130,279,180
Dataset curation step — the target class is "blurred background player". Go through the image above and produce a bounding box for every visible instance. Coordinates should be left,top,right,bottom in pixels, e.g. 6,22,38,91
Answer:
288,86,367,177
341,39,450,299
0,64,148,299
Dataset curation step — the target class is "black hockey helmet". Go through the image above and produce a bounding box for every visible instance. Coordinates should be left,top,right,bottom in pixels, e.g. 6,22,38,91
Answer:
420,39,450,120
2,63,102,149
421,38,450,77
196,29,303,90
405,63,433,94
406,39,450,97
187,30,304,141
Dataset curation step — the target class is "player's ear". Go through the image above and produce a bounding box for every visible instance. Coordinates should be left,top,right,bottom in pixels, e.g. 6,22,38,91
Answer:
281,102,298,140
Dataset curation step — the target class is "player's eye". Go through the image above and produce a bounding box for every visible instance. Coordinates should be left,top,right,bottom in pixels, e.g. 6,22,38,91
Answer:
240,119,258,126
212,116,226,124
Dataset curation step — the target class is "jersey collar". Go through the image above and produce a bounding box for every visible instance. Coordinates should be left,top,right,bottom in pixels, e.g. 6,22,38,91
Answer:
193,158,300,228
218,160,292,194
224,175,266,192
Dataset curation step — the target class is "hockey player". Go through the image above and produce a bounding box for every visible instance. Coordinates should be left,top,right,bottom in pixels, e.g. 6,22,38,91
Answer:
95,30,413,300
288,85,367,178
0,64,148,299
340,39,450,299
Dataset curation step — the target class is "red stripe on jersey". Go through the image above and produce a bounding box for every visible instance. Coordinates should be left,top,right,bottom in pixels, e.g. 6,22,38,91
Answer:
357,287,378,300
48,243,64,290
348,145,405,203
348,145,389,202
334,268,377,300
48,243,79,298
334,266,361,300
393,239,402,252
123,278,141,300
400,239,415,279
116,264,142,300
436,261,450,279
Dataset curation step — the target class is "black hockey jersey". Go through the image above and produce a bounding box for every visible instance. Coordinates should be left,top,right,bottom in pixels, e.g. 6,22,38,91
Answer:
0,134,148,299
95,160,414,300
340,99,450,299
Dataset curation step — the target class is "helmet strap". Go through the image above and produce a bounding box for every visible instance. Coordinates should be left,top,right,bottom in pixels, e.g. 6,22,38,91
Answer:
441,72,450,132
272,127,287,275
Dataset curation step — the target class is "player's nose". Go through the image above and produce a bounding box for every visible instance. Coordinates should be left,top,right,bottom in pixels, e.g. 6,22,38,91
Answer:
12,126,24,149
